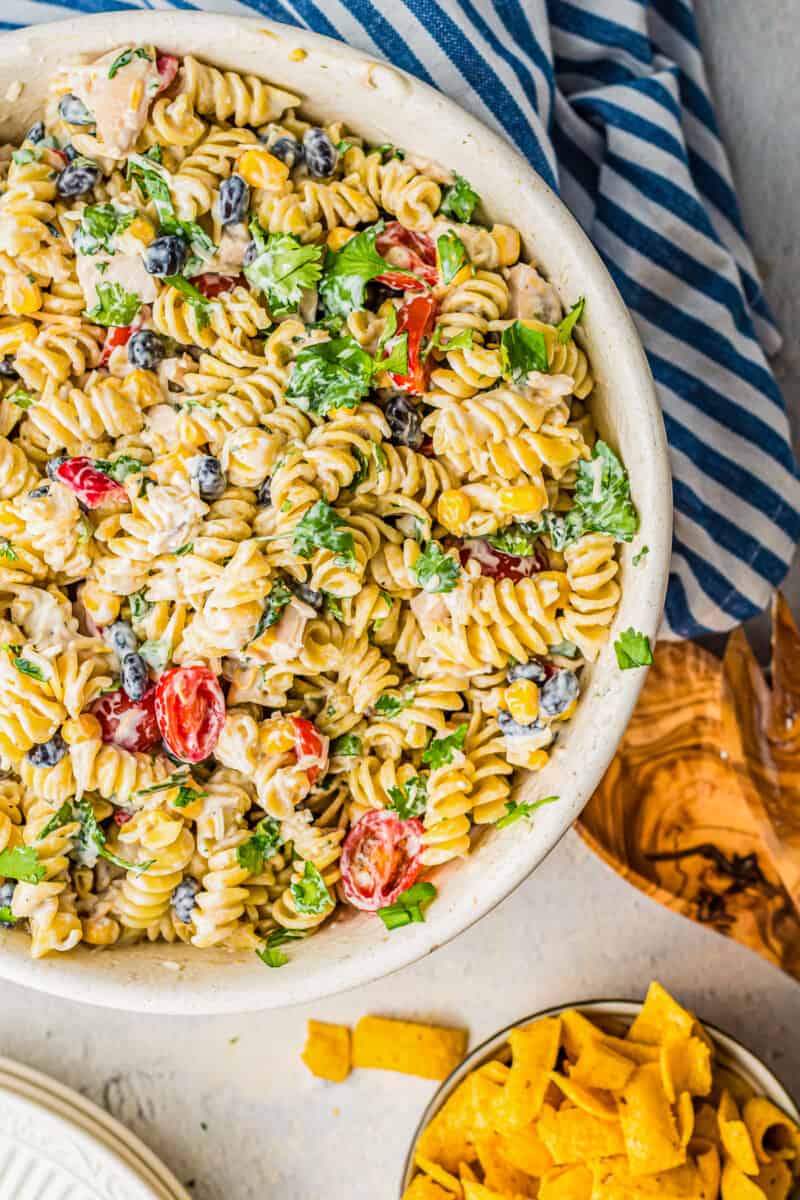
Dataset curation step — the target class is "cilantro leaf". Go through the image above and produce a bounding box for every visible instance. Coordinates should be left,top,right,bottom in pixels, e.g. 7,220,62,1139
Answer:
0,845,45,884
496,795,559,830
501,320,549,382
290,861,333,915
421,724,468,769
173,784,206,809
487,525,541,557
614,628,653,670
439,174,479,222
256,927,306,968
37,802,74,840
7,387,35,410
163,275,211,329
134,771,190,798
319,222,398,318
237,816,283,874
291,500,356,570
331,733,362,756
568,441,639,543
286,336,374,416
245,224,323,315
421,326,474,361
556,296,585,344
85,282,141,327
412,541,460,593
323,592,343,620
13,656,46,682
0,538,17,562
377,881,437,930
387,774,428,820
633,545,649,567
375,686,415,718
253,581,293,640
94,455,144,484
74,799,153,872
129,590,153,624
108,47,152,79
73,203,134,256
437,231,467,284
0,906,15,926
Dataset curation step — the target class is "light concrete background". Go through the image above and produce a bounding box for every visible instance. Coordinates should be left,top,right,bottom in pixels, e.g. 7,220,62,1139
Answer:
2,5,800,1198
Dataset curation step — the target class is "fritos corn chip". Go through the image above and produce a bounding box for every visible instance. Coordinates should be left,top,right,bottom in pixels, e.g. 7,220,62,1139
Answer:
352,1015,467,1080
402,983,800,1200
301,1020,351,1082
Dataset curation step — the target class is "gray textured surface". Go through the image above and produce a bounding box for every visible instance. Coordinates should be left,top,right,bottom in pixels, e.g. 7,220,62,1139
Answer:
1,7,799,1199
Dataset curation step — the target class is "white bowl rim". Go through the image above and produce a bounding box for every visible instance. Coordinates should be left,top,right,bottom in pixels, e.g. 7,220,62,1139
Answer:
0,11,672,1014
400,998,800,1195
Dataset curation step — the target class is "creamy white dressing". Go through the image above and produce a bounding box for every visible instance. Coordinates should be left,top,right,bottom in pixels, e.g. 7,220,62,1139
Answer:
141,485,207,556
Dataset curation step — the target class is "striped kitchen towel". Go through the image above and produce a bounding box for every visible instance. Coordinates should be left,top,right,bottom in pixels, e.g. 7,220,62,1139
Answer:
6,0,799,640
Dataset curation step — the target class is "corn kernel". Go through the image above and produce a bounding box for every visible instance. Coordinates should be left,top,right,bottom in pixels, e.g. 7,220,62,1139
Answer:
437,489,471,533
553,698,577,723
288,47,308,62
125,215,155,246
128,80,144,110
327,226,356,251
5,275,41,316
80,581,121,625
506,679,539,726
262,720,296,754
524,749,549,771
498,482,547,516
491,223,521,267
237,147,290,189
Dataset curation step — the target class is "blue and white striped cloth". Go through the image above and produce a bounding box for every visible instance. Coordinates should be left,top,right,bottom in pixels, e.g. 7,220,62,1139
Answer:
6,0,800,639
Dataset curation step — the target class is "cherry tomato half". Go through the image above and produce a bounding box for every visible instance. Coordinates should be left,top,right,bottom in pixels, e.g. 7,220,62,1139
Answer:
389,294,437,395
155,54,180,94
192,272,245,299
155,666,225,763
91,688,160,753
100,324,135,365
459,537,548,582
340,810,424,912
54,457,127,508
290,715,328,786
375,222,438,291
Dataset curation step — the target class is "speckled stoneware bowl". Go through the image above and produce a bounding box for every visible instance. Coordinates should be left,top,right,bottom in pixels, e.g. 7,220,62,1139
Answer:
400,1000,800,1196
0,13,671,1013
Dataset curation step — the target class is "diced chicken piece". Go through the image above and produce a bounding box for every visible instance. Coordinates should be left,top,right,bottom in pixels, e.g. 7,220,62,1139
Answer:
505,262,562,325
410,589,448,631
252,598,316,664
67,47,162,158
76,251,157,312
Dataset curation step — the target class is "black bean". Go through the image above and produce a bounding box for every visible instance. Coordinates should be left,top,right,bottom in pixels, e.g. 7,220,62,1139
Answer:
26,731,68,768
303,128,338,179
144,233,189,277
539,669,579,717
27,485,50,499
25,122,45,145
243,239,259,268
127,329,165,371
507,660,547,685
385,394,423,449
56,160,101,197
266,135,304,168
497,710,541,737
256,477,271,507
0,356,18,379
58,93,94,126
46,456,68,481
171,877,200,924
293,583,323,611
105,620,138,658
218,173,250,226
121,652,149,702
193,456,226,501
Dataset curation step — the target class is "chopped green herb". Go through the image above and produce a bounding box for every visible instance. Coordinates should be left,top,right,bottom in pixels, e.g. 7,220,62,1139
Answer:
73,203,135,256
373,143,404,160
0,845,45,884
163,276,211,329
567,441,639,544
290,861,333,915
256,927,306,968
0,538,17,562
12,656,46,682
387,774,428,820
108,47,152,78
12,148,37,165
548,640,579,659
335,140,353,154
245,223,324,315
331,733,362,756
501,320,549,382
614,628,653,670
85,281,142,327
421,724,468,769
496,795,559,830
487,524,541,557
319,221,427,318
7,387,35,410
377,881,437,930
439,174,479,222
253,581,292,640
632,545,649,567
135,771,189,797
556,296,585,344
421,326,474,361
93,455,143,484
74,798,153,872
375,686,415,718
237,816,283,874
375,330,409,377
173,542,194,557
129,590,153,624
138,635,172,672
286,336,374,416
0,906,15,925
173,785,206,809
437,231,467,284
323,592,344,620
292,500,356,570
37,802,74,840
412,541,460,593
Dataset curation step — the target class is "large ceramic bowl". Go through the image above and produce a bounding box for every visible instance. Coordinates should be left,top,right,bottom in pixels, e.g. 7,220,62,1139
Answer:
400,1000,800,1195
0,12,671,1013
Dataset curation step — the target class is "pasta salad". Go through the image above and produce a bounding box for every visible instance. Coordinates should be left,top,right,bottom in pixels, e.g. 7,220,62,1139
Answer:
0,46,642,961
